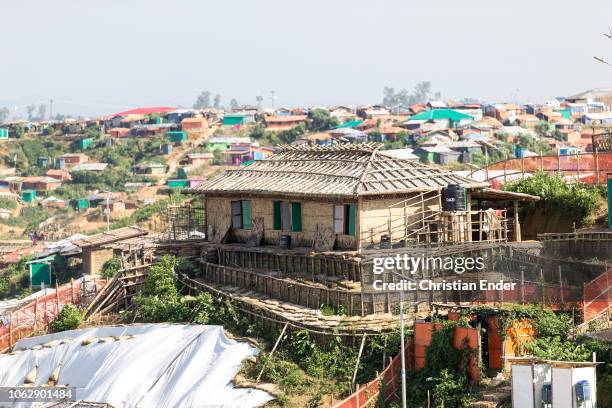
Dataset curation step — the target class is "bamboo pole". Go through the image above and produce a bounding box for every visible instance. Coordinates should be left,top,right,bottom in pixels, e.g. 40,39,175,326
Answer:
34,297,38,329
351,333,367,392
513,201,521,242
55,279,60,315
257,322,289,382
8,313,13,349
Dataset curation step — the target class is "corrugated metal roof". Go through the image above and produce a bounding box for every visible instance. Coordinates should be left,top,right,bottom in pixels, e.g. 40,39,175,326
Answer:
187,142,488,199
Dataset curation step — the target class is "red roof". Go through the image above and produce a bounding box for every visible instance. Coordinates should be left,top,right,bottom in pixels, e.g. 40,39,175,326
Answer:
112,107,175,117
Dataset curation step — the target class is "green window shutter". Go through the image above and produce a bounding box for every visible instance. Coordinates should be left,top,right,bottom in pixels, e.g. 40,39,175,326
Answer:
347,204,357,236
291,202,302,232
273,201,282,230
242,201,252,229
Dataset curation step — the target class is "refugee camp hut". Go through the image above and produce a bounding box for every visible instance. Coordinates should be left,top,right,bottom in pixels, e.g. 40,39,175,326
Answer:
186,142,536,250
73,227,148,276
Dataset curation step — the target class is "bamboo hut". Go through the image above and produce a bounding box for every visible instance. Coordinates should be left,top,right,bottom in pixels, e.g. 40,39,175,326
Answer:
186,143,538,250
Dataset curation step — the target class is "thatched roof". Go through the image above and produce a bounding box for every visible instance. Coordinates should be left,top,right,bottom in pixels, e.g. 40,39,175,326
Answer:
186,142,489,199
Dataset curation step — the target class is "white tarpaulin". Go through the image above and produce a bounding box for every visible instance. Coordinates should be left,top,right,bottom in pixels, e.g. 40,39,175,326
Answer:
0,324,273,408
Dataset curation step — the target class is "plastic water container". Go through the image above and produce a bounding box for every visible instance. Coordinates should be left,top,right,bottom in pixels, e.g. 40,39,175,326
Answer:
575,380,591,401
279,235,291,249
442,184,466,211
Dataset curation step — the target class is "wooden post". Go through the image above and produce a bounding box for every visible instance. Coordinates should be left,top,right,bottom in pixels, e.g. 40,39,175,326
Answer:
256,322,289,382
55,280,60,315
485,146,489,181
513,201,521,242
382,335,388,370
478,210,483,242
558,265,564,304
8,313,13,349
595,147,600,186
351,333,367,392
503,158,507,183
70,278,75,304
521,268,525,303
387,207,392,243
33,297,39,329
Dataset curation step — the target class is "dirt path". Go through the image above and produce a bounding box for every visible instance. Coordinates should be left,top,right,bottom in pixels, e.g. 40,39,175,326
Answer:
158,126,218,185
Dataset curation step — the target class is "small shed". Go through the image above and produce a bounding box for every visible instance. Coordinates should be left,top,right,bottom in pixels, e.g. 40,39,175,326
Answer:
0,128,9,140
133,163,166,176
79,138,93,150
161,144,173,155
73,227,148,276
37,157,50,168
72,198,90,211
21,190,37,203
168,179,190,189
26,255,64,288
222,114,247,126
167,131,187,143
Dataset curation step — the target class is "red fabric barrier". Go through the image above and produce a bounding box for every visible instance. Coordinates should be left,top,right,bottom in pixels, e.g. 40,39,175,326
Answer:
583,268,612,321
0,280,104,353
332,339,414,408
477,151,612,185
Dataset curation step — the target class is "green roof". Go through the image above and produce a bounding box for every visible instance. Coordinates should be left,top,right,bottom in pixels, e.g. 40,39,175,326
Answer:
409,109,473,122
335,120,363,129
223,115,246,126
559,108,571,120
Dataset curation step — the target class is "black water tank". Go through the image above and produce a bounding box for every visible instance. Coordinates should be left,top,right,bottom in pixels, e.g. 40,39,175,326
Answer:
442,184,466,211
279,235,292,249
380,234,391,249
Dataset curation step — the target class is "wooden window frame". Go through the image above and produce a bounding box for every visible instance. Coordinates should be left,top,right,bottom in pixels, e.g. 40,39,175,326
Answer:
273,200,302,232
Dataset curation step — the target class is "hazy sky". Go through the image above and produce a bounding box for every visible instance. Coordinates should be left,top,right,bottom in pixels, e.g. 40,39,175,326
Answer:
3,0,612,117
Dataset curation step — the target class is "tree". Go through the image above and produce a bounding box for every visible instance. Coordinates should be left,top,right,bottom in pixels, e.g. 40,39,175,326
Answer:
0,107,10,123
412,81,433,103
193,91,211,109
26,105,35,121
213,94,222,109
382,87,397,107
535,121,551,138
37,104,46,120
256,95,264,109
249,124,266,140
381,81,441,107
308,108,339,132
230,98,239,110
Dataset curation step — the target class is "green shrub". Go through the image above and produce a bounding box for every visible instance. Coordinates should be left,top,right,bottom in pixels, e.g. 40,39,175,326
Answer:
51,304,82,332
0,257,31,300
504,171,605,227
0,197,17,210
100,256,122,279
